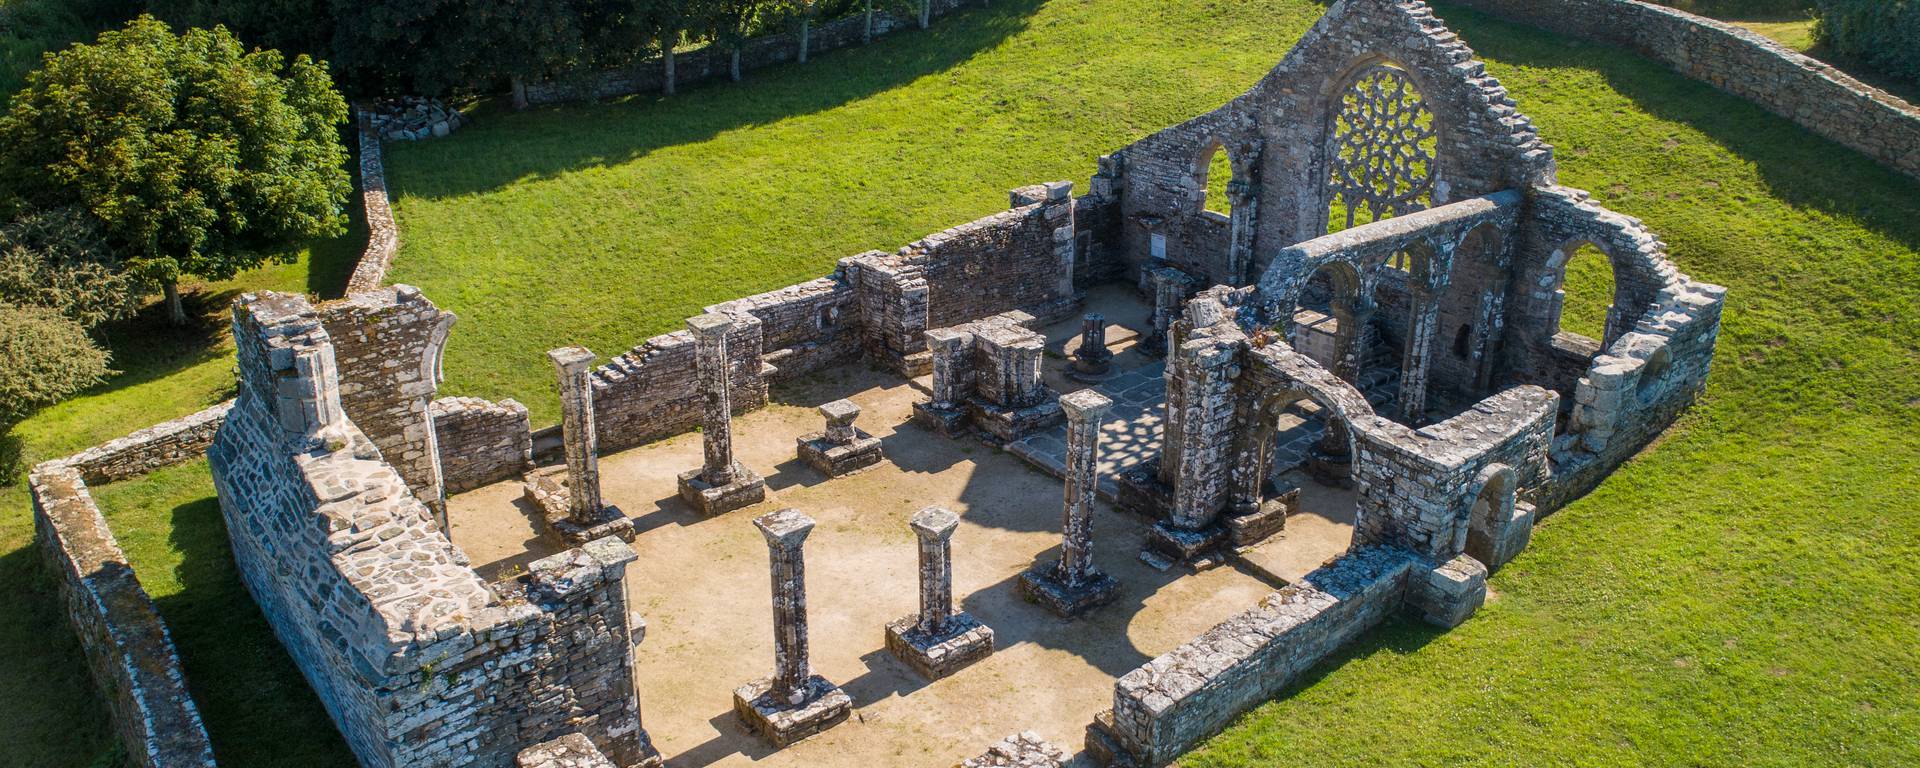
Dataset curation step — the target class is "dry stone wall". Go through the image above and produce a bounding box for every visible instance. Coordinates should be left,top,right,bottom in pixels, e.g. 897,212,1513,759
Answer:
56,401,232,484
523,0,971,106
346,106,400,295
1450,0,1920,181
591,313,769,455
431,396,533,494
30,464,218,768
209,292,651,767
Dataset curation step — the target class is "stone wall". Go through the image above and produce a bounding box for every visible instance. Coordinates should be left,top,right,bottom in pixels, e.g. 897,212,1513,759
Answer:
706,274,861,383
1101,547,1419,766
316,286,456,514
592,312,770,455
1108,0,1554,288
56,401,232,485
523,0,970,107
346,105,400,295
209,292,651,767
30,464,218,768
1450,0,1920,181
431,397,533,494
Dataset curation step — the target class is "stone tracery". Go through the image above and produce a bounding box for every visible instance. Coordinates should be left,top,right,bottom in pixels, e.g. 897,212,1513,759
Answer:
1327,62,1438,232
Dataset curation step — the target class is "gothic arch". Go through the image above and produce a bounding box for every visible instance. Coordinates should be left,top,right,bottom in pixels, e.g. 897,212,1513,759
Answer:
1322,56,1441,233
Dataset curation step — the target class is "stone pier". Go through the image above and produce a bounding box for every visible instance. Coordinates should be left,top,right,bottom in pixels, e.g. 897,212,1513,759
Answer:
796,398,883,477
885,506,995,679
734,509,850,747
522,346,632,543
1018,390,1119,616
1068,312,1113,382
677,314,767,515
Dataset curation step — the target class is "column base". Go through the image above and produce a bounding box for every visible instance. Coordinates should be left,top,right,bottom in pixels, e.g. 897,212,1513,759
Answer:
1111,460,1173,522
1066,354,1114,383
911,401,969,438
1144,521,1227,563
522,467,635,544
1017,563,1118,617
968,394,1064,444
677,464,767,516
1306,446,1353,489
1223,485,1298,549
732,674,851,748
884,612,995,680
797,429,884,477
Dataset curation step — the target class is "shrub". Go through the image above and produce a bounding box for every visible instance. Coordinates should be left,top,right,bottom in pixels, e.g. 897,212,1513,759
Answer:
0,208,153,330
0,303,112,428
1815,0,1920,83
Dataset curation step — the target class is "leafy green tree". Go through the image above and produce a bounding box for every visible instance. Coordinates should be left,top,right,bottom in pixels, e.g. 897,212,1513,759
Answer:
0,207,154,330
0,16,350,325
1814,0,1920,83
0,303,112,429
703,0,765,81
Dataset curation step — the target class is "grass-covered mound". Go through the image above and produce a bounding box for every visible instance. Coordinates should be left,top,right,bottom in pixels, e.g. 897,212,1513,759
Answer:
0,0,1913,764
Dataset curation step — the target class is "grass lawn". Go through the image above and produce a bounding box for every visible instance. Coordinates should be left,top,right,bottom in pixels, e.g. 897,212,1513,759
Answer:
1,0,1917,764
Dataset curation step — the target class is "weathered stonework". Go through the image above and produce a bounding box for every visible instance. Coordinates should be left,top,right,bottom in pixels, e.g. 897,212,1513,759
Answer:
676,314,769,515
885,506,995,679
913,311,1065,443
431,396,532,494
514,733,616,768
55,400,232,485
315,285,455,524
734,509,851,747
1019,390,1120,617
1068,312,1115,382
530,346,633,543
796,398,883,477
961,732,1069,768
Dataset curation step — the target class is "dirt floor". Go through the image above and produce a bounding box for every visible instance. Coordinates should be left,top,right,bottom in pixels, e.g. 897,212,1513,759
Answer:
448,290,1358,767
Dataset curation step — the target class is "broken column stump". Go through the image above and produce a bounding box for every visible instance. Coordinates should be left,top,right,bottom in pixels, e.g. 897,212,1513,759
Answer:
1067,312,1114,383
796,399,883,477
1018,390,1119,616
524,346,633,544
885,506,994,679
1224,481,1298,549
734,509,850,747
677,314,767,515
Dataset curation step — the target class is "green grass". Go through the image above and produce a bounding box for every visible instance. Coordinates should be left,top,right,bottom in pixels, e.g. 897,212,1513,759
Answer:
1559,243,1614,341
1,0,1917,764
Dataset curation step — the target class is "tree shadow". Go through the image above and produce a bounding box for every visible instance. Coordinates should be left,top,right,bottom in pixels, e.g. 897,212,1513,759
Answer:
157,494,357,767
1434,3,1920,252
0,541,121,766
381,0,1045,200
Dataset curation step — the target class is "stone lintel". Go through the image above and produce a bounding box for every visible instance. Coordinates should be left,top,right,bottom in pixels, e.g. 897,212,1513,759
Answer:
732,674,851,748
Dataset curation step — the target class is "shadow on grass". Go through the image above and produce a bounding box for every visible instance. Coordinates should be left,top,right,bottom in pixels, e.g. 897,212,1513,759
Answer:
0,541,120,767
384,0,1044,200
158,494,355,767
1435,3,1920,252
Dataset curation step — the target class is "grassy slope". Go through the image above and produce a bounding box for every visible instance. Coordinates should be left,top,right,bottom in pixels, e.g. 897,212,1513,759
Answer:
1,0,1916,764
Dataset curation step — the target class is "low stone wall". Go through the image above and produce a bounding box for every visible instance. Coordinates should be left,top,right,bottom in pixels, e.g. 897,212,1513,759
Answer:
524,0,971,107
57,401,232,485
592,313,770,455
1102,547,1419,766
1448,0,1920,180
345,105,400,295
30,464,218,768
431,396,533,494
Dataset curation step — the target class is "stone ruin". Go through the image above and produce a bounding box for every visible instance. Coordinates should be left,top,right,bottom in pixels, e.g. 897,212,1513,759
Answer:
154,0,1724,766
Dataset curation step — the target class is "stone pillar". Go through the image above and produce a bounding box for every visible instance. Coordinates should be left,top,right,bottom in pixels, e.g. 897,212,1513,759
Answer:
1152,339,1237,560
550,346,603,521
1225,178,1258,285
1397,292,1440,424
886,506,995,678
677,314,766,515
734,509,850,746
926,328,970,409
797,398,882,477
1069,313,1113,382
692,314,737,485
1142,268,1187,358
1018,390,1118,616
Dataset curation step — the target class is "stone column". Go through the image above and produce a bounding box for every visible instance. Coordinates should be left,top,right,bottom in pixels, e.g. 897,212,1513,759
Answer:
757,508,814,701
886,506,995,678
691,314,737,485
678,314,766,515
1069,313,1112,381
734,508,850,746
550,346,603,520
1398,292,1441,424
1225,178,1258,285
911,506,958,634
798,398,882,477
1019,389,1119,616
925,328,969,409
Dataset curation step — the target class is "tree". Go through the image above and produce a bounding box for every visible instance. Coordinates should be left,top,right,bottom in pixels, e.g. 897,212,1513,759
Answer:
0,16,350,325
0,304,112,429
0,207,154,330
784,0,820,64
703,0,763,81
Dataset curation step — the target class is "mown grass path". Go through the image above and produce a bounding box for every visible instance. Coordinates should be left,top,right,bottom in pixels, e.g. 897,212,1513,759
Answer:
0,0,1914,764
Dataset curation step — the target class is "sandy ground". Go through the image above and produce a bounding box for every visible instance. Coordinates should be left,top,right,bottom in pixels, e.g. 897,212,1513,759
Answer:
449,289,1358,767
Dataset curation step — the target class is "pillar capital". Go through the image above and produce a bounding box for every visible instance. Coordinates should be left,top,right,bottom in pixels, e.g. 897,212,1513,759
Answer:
1060,389,1112,425
754,508,815,550
548,345,596,374
909,506,960,542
